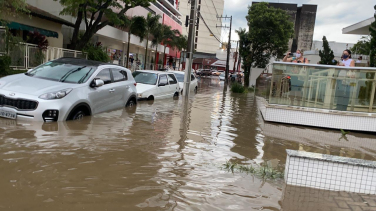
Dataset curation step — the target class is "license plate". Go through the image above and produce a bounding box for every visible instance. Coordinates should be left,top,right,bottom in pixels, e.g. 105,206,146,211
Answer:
0,109,17,120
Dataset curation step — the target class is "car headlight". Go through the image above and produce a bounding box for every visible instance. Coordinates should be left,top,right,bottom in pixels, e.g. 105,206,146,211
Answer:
39,88,73,100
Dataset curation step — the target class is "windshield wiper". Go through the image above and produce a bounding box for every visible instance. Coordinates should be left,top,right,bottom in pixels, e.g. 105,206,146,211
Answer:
77,68,93,84
59,66,87,82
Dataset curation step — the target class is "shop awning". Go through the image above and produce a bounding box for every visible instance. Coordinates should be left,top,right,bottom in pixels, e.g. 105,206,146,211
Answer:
7,22,59,38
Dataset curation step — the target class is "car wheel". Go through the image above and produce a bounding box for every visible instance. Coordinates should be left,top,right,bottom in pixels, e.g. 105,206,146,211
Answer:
71,110,85,120
126,98,136,107
194,87,198,94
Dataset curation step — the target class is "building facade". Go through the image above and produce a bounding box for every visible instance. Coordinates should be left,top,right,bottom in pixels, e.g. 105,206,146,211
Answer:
179,0,224,56
252,2,317,52
26,0,183,70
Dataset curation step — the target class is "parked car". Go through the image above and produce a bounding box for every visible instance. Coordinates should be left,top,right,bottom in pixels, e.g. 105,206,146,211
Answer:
199,69,212,76
170,71,198,94
219,72,225,81
212,70,221,76
132,70,180,100
0,58,137,122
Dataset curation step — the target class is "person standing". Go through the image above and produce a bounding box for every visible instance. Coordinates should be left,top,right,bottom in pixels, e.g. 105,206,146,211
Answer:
283,50,309,106
336,49,355,111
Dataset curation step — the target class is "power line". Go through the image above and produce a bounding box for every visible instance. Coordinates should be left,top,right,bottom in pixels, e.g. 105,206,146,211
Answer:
199,14,222,44
200,0,221,36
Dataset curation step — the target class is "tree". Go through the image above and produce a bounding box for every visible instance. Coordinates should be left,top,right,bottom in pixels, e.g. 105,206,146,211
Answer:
176,35,188,70
318,36,336,65
57,0,155,50
0,0,28,23
151,23,164,69
161,27,180,67
370,5,376,67
143,13,160,68
242,2,294,86
121,16,146,68
350,36,371,55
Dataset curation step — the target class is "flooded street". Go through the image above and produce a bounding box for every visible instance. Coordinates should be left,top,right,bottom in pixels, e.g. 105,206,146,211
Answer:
0,77,375,210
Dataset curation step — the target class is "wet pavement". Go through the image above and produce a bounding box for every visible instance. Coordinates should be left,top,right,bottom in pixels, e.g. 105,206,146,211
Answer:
0,77,375,210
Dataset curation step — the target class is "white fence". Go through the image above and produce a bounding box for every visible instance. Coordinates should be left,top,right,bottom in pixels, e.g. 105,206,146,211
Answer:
9,43,86,70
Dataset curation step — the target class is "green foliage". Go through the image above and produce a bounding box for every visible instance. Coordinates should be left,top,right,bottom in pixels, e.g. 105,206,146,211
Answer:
318,36,336,65
238,2,294,86
0,55,11,76
231,82,247,93
56,0,155,50
350,36,371,55
0,0,28,22
26,31,49,50
83,42,110,62
370,5,376,67
144,13,161,66
223,160,284,179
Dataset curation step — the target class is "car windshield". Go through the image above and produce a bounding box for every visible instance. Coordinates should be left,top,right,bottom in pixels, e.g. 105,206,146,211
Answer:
175,74,185,82
26,61,97,83
132,71,158,85
220,73,225,76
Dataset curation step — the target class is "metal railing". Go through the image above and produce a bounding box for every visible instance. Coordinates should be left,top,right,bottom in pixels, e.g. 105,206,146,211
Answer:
8,43,86,70
267,62,376,113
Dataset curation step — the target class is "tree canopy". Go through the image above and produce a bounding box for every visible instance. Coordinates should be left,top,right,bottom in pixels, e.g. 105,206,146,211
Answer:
56,0,155,50
239,2,294,86
350,36,371,56
369,5,376,67
318,36,336,65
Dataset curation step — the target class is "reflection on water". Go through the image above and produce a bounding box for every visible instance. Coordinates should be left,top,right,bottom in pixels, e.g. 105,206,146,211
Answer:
0,77,375,210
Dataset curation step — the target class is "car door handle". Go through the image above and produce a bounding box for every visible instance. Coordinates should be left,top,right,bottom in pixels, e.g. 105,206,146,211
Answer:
109,89,115,93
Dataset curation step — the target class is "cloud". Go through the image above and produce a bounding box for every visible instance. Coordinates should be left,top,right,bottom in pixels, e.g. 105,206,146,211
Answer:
222,0,375,45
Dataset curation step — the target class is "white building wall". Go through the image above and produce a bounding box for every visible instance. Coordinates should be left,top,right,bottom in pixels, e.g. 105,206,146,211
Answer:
179,0,224,54
311,41,355,57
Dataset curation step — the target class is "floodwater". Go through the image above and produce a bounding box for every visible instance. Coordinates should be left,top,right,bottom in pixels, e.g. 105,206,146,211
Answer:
0,77,375,210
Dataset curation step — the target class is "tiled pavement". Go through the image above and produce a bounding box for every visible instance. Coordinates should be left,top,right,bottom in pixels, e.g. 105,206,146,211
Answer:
281,185,376,211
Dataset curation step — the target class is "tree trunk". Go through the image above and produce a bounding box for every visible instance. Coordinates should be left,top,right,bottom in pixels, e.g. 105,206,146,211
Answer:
70,9,84,50
144,34,149,70
175,51,178,70
126,33,131,68
178,50,182,71
244,66,250,87
163,46,167,67
155,45,158,70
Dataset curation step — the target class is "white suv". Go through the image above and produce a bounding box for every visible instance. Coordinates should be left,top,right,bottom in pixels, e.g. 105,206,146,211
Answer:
0,58,137,121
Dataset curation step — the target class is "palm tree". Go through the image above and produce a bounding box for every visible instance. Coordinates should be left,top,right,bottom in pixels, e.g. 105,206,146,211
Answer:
161,28,180,68
151,23,164,70
144,13,161,69
121,16,146,68
175,35,188,70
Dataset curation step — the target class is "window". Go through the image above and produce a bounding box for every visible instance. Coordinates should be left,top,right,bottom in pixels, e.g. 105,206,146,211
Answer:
159,75,168,85
167,74,178,84
132,71,158,85
112,69,128,82
95,69,112,84
175,74,185,82
191,74,195,81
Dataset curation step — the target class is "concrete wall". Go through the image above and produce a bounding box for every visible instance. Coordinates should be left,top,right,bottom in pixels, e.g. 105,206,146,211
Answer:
4,13,63,48
296,5,317,51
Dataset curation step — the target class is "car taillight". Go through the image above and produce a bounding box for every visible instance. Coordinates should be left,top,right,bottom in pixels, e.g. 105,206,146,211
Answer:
134,83,137,86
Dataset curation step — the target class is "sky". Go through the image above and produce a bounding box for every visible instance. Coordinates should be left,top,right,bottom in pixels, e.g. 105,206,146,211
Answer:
220,0,375,46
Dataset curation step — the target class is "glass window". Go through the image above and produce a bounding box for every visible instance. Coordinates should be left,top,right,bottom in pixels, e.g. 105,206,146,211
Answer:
191,74,195,81
175,74,185,82
167,74,178,84
112,69,128,82
159,75,168,85
132,71,158,85
26,61,97,83
95,69,112,84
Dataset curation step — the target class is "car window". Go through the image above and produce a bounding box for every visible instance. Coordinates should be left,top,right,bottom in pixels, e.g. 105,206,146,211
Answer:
112,69,127,82
132,71,158,85
167,74,178,84
159,75,168,85
175,74,185,82
191,74,195,81
95,69,112,84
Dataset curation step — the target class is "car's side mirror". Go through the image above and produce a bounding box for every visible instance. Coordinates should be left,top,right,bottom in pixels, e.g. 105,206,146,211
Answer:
27,69,33,73
90,79,104,88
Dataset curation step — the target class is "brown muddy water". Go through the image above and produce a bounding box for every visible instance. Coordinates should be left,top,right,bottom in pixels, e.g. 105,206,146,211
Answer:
0,77,375,210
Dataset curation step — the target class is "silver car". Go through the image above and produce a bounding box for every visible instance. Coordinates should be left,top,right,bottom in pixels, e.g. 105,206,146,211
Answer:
0,58,137,121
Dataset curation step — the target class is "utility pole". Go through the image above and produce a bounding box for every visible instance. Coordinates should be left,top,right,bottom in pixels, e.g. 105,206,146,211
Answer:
183,0,197,96
216,16,232,82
